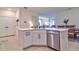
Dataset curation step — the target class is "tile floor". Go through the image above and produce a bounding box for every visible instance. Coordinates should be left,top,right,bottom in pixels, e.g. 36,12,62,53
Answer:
1,36,79,51
69,36,79,43
67,41,79,51
23,46,54,51
0,36,21,51
23,41,79,51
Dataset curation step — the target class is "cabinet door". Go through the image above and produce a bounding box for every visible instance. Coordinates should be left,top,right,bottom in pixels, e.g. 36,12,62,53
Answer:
23,31,32,48
39,30,47,45
60,30,68,51
32,30,40,45
47,33,54,47
53,31,60,50
32,30,47,45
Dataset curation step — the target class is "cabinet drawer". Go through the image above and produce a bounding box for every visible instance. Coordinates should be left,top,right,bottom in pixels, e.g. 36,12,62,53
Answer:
24,31,30,36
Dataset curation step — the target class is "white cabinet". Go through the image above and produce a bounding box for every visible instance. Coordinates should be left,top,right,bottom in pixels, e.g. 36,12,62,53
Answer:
19,29,47,49
19,30,32,48
32,30,40,45
32,30,47,45
39,30,47,45
23,30,32,48
47,30,68,51
47,31,60,50
60,30,68,51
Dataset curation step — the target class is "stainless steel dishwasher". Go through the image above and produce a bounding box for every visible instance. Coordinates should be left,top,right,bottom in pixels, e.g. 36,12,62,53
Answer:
47,30,60,50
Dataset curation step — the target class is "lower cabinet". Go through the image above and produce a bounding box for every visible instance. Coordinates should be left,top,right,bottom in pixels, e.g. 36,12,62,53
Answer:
47,30,68,51
32,30,40,45
32,30,47,46
19,30,32,48
23,30,32,48
47,31,60,50
19,30,47,49
39,30,47,45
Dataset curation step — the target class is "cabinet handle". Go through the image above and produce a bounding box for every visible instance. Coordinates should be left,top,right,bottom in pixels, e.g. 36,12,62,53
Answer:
38,34,41,39
26,32,30,36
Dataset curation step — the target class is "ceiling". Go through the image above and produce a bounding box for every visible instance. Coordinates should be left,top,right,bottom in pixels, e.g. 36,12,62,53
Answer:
27,7,76,14
0,7,19,12
0,7,77,15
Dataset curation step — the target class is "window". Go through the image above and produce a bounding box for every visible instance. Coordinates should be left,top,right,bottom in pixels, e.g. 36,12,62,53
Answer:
38,16,55,28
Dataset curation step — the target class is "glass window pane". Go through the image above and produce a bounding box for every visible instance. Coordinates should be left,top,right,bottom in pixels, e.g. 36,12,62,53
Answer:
38,16,55,28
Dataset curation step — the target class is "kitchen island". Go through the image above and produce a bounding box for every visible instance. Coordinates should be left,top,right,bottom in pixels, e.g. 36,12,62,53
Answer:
46,28,68,51
18,28,68,51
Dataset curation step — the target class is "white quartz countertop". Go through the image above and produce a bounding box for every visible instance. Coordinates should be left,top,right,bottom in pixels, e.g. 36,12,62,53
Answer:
18,28,68,31
45,28,68,31
18,28,34,30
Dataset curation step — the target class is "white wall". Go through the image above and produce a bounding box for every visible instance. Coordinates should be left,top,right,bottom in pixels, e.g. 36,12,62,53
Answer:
0,9,17,36
19,8,38,28
19,8,31,28
56,8,79,28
